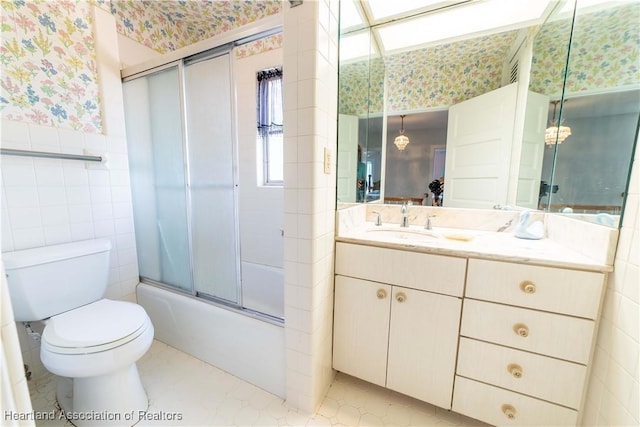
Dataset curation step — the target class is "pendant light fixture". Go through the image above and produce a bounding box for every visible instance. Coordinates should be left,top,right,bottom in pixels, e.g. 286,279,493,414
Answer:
394,115,410,150
545,100,572,146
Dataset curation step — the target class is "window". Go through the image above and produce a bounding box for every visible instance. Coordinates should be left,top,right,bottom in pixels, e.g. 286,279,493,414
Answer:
257,67,283,185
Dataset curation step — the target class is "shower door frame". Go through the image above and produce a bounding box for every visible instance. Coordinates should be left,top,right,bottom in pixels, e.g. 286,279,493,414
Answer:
123,46,244,311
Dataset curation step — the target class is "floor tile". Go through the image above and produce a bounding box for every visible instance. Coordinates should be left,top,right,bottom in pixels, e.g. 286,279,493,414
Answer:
28,340,488,427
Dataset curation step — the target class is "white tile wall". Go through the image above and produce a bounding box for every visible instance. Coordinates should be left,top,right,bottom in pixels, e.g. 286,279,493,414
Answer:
234,46,285,318
282,0,339,414
0,6,138,382
1,269,34,426
583,137,639,426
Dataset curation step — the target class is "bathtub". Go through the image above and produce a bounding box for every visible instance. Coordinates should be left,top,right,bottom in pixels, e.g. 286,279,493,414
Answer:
241,261,284,319
136,283,286,398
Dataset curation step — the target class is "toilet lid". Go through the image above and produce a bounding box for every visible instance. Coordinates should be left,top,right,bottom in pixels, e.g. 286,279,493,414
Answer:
42,299,149,350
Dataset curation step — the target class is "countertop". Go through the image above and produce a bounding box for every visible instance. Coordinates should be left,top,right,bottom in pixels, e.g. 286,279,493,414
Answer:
336,223,613,273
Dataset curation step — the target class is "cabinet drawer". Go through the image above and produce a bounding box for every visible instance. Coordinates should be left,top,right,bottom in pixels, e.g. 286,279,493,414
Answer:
335,242,466,297
457,338,587,409
453,376,578,426
466,259,604,319
460,299,595,363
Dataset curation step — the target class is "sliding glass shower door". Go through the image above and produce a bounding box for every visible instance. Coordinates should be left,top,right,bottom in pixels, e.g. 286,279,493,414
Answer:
123,65,192,291
123,50,240,305
183,54,239,303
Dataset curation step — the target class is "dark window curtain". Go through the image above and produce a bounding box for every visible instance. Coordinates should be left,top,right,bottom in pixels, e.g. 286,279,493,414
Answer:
257,67,283,138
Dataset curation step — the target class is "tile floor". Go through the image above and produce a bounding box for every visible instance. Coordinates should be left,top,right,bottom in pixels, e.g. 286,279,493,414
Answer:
29,340,489,426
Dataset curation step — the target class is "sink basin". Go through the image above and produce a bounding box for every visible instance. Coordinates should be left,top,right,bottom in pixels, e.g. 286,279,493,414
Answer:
365,227,440,242
363,226,477,243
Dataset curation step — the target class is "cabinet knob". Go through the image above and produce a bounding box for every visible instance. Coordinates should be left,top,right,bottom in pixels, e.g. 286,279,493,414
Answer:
396,292,407,303
513,323,529,337
376,289,387,299
501,404,517,419
519,280,537,294
507,363,523,378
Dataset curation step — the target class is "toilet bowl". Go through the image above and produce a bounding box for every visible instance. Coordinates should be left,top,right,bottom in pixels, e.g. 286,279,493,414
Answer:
3,239,154,426
42,299,154,425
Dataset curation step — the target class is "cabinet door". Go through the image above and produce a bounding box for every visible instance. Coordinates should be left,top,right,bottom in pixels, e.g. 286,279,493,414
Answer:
387,287,462,408
333,275,391,387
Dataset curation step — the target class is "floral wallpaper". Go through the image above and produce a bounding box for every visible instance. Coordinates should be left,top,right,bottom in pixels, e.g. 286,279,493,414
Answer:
338,30,517,116
340,2,639,116
338,56,384,116
531,2,640,96
235,33,282,59
384,30,517,113
108,0,281,54
0,0,281,133
0,0,102,132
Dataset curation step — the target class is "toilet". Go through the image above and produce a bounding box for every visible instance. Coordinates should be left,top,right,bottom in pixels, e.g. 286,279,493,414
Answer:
3,239,154,426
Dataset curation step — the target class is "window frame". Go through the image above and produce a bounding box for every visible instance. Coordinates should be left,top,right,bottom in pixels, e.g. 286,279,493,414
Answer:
257,66,284,186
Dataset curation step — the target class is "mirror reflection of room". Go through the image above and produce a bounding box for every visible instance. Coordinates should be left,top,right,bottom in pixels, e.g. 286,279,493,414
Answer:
385,112,448,206
531,1,640,216
337,0,639,226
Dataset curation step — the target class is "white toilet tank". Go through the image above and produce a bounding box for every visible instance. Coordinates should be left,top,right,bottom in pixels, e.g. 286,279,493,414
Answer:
3,239,112,322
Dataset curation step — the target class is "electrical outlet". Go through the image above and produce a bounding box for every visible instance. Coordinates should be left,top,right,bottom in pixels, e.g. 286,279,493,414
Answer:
323,148,331,174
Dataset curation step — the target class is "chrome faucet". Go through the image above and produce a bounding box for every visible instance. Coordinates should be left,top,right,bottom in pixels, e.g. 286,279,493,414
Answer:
372,211,382,226
425,215,436,230
400,202,409,228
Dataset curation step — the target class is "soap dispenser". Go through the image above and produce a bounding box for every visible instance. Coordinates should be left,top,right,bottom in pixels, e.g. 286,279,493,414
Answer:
513,210,544,240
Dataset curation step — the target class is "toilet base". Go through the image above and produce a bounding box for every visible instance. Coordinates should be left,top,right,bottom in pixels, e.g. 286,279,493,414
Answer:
57,363,148,427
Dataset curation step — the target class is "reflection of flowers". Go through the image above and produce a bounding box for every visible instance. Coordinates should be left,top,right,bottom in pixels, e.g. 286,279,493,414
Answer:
428,179,444,207
428,179,443,196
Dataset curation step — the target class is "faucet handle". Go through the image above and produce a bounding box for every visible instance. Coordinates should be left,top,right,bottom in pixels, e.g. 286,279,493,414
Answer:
372,211,382,226
425,214,436,230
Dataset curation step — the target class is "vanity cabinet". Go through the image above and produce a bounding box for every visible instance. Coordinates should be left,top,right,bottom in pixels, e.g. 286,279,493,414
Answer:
333,243,464,408
332,239,607,425
452,259,606,426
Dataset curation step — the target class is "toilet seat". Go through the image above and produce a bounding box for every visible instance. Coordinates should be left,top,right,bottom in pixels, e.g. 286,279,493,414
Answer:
42,299,150,355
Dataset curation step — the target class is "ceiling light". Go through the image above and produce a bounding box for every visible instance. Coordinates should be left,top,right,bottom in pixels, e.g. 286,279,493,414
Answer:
545,125,572,145
394,115,410,150
545,100,572,146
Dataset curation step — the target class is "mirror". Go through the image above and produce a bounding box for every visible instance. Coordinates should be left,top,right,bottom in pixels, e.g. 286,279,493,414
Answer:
535,2,639,221
337,0,639,227
338,28,385,204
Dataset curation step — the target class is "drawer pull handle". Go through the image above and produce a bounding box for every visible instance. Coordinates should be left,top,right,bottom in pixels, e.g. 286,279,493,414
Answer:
396,292,407,303
520,280,537,294
501,404,517,419
376,289,387,299
507,363,523,378
513,323,529,337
